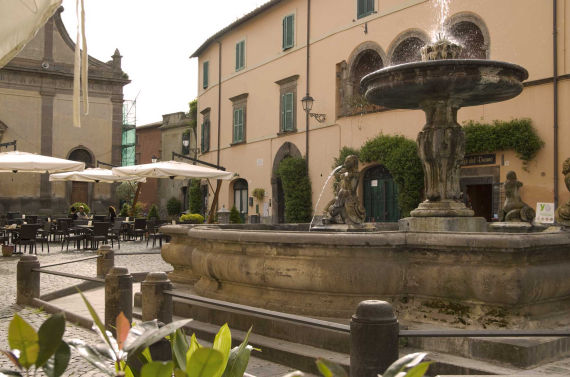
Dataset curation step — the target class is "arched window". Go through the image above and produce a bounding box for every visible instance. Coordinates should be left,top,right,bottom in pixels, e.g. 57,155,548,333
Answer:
391,37,425,65
449,21,486,59
69,148,93,167
351,49,384,94
233,179,248,221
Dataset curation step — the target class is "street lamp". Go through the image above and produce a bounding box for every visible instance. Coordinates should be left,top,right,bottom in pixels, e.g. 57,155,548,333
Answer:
151,155,158,163
182,139,190,148
301,95,326,123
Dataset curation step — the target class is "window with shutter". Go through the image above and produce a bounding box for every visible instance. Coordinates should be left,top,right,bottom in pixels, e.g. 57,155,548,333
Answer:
201,120,210,153
202,61,209,89
233,108,245,143
281,92,294,132
357,0,374,19
235,40,245,71
282,14,294,50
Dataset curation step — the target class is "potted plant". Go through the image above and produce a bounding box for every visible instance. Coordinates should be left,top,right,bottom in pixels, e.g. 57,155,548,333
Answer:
2,244,14,257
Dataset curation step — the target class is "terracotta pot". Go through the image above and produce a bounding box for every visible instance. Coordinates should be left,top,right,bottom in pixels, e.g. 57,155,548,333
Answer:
2,244,14,257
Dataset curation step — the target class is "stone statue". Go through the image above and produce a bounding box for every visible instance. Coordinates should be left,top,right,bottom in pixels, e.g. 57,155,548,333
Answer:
555,157,570,226
324,155,366,225
499,171,535,222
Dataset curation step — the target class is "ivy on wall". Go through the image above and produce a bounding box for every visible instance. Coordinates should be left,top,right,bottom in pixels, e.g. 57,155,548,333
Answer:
463,118,544,168
359,135,424,217
188,179,203,214
277,157,313,223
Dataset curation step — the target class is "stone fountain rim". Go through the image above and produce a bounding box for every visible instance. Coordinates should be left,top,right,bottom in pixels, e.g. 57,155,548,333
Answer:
160,224,570,250
361,59,529,88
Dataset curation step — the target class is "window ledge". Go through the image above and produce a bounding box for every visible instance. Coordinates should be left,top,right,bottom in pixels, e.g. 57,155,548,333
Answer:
230,140,246,146
277,129,297,137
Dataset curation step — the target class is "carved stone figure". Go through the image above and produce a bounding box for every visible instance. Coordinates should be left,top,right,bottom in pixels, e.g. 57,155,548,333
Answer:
324,155,365,225
555,157,570,226
499,171,535,222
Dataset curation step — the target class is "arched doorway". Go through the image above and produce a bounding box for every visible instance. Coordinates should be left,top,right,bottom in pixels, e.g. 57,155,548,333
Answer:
362,165,400,222
271,142,302,223
68,147,93,205
232,179,248,222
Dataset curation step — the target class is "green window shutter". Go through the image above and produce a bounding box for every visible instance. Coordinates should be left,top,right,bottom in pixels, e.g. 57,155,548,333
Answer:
357,0,374,19
233,108,244,142
235,41,245,71
283,15,294,49
282,92,293,131
203,61,209,88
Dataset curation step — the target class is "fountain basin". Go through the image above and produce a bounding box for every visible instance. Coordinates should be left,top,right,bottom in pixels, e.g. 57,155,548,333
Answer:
362,59,528,110
162,224,570,328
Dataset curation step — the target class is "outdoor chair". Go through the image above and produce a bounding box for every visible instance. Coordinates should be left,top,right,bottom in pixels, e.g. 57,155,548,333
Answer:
60,220,85,251
146,219,164,248
35,221,52,253
86,222,110,250
129,218,147,241
94,215,107,222
13,224,39,254
25,215,38,224
54,218,73,242
107,220,122,249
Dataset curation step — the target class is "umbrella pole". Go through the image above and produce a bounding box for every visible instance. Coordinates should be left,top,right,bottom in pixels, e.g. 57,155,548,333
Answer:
130,182,143,216
207,179,222,224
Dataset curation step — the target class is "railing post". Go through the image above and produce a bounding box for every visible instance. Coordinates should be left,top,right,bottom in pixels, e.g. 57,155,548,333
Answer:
141,272,173,323
16,255,40,305
105,267,132,336
350,300,399,377
97,245,114,278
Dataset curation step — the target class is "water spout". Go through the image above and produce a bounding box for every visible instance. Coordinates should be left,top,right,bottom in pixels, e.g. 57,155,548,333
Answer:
309,165,343,231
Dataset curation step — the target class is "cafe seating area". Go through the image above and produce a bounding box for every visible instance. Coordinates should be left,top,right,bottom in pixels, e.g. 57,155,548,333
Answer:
0,212,170,254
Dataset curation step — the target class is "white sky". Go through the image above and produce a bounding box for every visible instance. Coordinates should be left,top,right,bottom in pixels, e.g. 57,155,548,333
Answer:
60,0,271,126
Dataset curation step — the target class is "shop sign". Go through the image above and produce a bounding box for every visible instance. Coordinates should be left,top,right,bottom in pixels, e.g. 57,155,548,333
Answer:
461,154,496,166
535,202,555,223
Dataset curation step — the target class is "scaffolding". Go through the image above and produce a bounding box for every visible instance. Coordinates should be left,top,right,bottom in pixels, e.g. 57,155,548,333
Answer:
121,99,136,166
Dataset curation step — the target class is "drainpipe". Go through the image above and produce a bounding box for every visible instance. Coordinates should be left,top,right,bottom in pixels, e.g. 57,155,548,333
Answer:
553,0,559,208
305,0,311,169
217,40,222,168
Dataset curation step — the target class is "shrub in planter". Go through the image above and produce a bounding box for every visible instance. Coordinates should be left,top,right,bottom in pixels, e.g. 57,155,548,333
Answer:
229,206,243,224
147,204,159,219
188,179,203,215
120,202,130,217
277,157,312,223
166,197,182,217
179,213,204,224
70,202,90,214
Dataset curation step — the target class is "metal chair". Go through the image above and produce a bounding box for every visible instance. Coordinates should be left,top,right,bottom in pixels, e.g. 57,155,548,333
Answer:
13,224,39,254
88,222,110,250
60,221,85,251
108,220,122,249
129,218,147,241
35,221,51,253
146,219,164,248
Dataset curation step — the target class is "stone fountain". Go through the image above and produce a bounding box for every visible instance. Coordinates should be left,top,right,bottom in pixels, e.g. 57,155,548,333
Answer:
159,38,570,330
362,37,528,232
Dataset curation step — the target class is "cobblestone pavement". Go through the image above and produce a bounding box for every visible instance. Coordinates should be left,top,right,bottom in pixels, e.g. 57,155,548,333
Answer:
0,240,304,377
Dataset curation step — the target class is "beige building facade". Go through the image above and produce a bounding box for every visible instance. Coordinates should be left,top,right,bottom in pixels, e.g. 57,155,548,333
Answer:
0,8,129,214
192,0,569,223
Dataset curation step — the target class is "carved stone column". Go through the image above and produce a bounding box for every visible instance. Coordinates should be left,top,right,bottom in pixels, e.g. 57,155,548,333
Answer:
411,99,474,217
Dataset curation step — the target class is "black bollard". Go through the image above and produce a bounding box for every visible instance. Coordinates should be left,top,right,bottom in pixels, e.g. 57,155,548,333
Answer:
350,300,399,377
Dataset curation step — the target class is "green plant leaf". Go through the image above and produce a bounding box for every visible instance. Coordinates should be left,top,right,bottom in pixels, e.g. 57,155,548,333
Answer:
125,319,192,358
141,361,174,377
8,314,39,368
185,334,202,370
221,327,253,377
141,347,153,363
0,350,22,370
381,353,428,377
173,328,189,371
67,339,114,376
174,368,187,377
78,291,113,350
212,324,231,377
125,365,135,377
187,348,223,377
42,341,70,377
0,370,23,376
402,361,431,377
315,358,347,377
36,313,66,368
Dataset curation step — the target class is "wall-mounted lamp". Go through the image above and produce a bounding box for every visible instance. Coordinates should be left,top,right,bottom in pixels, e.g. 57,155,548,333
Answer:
151,155,158,163
301,95,326,123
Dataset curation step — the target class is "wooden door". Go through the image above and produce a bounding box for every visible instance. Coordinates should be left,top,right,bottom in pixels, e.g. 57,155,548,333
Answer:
71,182,88,204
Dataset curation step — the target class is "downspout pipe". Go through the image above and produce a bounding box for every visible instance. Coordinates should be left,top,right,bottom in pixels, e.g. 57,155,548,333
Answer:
553,0,559,209
217,40,222,168
305,0,311,169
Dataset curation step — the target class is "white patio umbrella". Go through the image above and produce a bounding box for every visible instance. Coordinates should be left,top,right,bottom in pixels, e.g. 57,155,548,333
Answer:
112,160,234,180
49,167,146,183
0,150,84,173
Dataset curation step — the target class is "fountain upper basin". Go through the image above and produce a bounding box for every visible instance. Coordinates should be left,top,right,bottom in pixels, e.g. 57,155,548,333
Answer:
362,59,529,109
